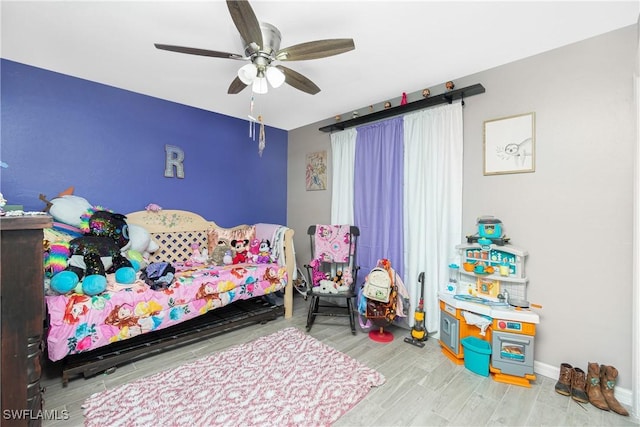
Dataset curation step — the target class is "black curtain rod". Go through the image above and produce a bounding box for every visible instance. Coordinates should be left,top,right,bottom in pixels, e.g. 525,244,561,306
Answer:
318,83,485,133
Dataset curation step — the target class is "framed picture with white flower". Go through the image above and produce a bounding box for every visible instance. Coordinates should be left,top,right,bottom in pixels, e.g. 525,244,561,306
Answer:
483,112,535,175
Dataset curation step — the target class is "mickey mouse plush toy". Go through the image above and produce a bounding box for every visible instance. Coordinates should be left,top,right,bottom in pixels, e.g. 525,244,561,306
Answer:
231,239,249,264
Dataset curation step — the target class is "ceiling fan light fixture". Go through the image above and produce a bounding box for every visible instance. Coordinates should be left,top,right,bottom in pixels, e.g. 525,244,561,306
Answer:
252,76,268,94
265,66,285,88
237,63,258,85
156,0,355,96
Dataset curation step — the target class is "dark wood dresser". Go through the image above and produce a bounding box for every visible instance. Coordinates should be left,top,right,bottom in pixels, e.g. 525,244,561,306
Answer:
1,215,52,427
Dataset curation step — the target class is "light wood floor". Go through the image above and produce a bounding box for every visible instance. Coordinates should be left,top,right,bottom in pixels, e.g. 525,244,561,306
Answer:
41,295,638,426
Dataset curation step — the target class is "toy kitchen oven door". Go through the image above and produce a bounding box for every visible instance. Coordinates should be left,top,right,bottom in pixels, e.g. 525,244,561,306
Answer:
490,319,536,387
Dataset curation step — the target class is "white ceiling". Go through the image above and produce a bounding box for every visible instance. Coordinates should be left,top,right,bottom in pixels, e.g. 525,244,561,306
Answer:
2,1,638,131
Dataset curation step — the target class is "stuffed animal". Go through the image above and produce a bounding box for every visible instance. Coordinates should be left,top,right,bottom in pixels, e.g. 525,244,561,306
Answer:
248,238,260,262
311,263,350,293
223,250,233,265
332,270,344,286
145,203,162,212
342,268,353,286
49,195,92,228
316,278,348,294
334,270,350,292
231,239,249,264
308,258,329,287
210,238,233,266
317,279,336,293
0,192,6,216
127,223,159,263
188,243,208,265
50,208,137,296
48,195,157,263
256,239,273,263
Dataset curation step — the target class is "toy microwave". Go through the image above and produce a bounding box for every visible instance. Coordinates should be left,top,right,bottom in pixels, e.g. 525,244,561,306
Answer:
477,216,503,238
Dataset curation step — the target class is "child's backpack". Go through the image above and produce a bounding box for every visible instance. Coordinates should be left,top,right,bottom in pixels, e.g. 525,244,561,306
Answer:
361,260,398,324
362,267,392,303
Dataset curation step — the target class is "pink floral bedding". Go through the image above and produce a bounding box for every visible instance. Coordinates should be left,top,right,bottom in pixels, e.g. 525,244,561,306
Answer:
45,262,287,362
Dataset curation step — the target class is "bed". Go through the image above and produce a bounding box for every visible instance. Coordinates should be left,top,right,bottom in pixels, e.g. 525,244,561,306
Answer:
44,209,295,385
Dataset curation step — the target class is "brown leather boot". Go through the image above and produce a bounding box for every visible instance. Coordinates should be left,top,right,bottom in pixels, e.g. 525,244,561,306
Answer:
570,367,589,403
554,362,572,396
585,363,609,411
600,365,629,416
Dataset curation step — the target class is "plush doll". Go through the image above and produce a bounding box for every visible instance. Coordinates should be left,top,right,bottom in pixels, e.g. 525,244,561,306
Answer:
332,270,344,286
145,203,162,212
342,268,353,286
317,278,349,293
334,270,350,292
48,195,158,263
49,194,92,228
308,258,329,287
248,238,260,262
231,239,249,264
50,208,137,296
127,223,159,264
317,273,350,294
317,279,336,293
256,239,273,263
0,192,6,216
210,238,233,266
188,243,208,265
223,250,233,265
46,195,139,295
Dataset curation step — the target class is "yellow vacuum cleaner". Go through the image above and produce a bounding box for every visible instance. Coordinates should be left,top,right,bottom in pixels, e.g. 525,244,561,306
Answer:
404,272,427,348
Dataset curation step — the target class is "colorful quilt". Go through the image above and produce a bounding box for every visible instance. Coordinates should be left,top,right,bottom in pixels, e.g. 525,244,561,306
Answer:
45,262,287,362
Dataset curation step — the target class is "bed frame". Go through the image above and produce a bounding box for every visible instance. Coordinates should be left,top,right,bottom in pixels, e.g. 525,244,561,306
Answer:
58,209,295,385
125,209,295,319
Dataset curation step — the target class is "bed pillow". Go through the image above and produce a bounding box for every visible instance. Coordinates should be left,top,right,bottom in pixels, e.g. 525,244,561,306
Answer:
207,225,256,255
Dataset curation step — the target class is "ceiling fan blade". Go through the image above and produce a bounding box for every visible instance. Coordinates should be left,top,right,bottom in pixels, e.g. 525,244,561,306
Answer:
155,44,245,60
228,76,248,94
276,65,320,95
276,39,355,61
226,0,263,50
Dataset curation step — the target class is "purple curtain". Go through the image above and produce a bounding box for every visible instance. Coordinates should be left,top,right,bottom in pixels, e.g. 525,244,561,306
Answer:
354,117,404,282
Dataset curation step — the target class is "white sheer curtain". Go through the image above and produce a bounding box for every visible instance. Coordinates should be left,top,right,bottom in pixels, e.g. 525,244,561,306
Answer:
403,101,464,334
329,105,463,335
330,128,357,225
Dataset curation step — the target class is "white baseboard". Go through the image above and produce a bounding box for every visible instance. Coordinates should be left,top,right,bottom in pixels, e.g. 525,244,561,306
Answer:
534,361,632,407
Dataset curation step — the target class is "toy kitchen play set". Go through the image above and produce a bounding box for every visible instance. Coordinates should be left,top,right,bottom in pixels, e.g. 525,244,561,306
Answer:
439,216,541,387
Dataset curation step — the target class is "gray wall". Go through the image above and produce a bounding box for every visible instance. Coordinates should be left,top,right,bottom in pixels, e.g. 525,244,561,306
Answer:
287,25,637,389
287,129,332,267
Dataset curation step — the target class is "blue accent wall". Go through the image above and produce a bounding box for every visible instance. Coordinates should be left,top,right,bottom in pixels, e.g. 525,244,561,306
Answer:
0,59,287,227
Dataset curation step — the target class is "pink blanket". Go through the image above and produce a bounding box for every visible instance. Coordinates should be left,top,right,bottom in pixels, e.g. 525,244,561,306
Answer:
314,224,352,262
45,262,287,362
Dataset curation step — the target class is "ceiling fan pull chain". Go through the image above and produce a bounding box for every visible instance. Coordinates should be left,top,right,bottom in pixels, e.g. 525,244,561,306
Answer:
258,115,266,157
249,94,256,140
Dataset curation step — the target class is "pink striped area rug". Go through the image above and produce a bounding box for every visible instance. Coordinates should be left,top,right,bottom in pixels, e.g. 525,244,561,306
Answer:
82,327,385,426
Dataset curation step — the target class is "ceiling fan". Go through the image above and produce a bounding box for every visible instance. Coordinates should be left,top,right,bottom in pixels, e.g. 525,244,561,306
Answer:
154,0,355,95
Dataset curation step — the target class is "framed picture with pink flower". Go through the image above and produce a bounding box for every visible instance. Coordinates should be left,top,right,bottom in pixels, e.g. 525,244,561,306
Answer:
305,151,327,191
